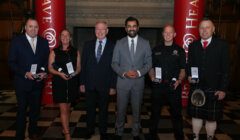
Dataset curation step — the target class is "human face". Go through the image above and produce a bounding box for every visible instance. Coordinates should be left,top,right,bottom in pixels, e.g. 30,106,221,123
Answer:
162,26,176,43
125,21,139,38
60,30,71,47
199,20,215,40
25,19,39,38
95,22,108,40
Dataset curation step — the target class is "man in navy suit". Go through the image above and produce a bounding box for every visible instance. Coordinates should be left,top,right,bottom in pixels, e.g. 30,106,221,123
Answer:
79,21,116,140
8,18,49,140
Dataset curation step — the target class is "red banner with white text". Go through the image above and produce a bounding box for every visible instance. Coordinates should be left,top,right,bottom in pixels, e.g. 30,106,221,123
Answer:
35,0,66,104
174,0,205,107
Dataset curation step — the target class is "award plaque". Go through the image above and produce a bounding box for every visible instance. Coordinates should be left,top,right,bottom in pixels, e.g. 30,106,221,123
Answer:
153,67,162,83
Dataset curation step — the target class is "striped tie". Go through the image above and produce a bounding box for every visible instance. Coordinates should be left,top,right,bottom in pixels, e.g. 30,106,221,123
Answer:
96,41,102,62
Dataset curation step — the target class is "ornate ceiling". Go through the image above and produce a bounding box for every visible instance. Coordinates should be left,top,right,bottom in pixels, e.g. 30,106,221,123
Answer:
66,0,174,27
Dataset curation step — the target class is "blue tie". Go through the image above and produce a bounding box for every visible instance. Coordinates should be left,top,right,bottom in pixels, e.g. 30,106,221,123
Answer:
96,41,102,62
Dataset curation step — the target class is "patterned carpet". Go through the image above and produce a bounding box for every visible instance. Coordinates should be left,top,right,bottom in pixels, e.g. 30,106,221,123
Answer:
0,89,240,140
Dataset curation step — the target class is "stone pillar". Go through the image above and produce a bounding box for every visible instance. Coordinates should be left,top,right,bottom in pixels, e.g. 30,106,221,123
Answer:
35,0,66,104
174,0,205,107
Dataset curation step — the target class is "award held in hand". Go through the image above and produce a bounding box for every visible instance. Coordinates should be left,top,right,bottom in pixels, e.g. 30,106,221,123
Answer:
153,67,162,84
191,67,199,83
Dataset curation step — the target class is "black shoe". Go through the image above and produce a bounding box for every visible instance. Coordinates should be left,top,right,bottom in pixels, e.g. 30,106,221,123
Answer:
100,133,108,140
115,135,122,140
133,136,140,140
84,131,94,139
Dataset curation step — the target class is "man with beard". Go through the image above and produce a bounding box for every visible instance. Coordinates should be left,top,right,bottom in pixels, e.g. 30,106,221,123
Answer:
112,16,152,140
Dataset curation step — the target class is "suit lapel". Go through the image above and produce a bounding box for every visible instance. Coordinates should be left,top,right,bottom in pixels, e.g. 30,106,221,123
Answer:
135,36,141,60
23,35,35,55
90,40,97,63
35,37,40,55
123,37,133,63
100,40,110,60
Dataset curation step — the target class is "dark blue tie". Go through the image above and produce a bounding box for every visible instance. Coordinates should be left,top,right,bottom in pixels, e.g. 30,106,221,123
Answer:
96,41,102,62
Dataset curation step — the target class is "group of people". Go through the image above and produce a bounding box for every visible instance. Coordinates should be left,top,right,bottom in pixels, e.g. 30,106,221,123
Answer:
8,16,229,140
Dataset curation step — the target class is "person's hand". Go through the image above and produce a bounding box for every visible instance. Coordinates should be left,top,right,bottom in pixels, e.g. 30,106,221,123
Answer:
58,72,70,80
188,76,198,84
125,70,138,79
173,80,181,89
215,91,226,100
25,72,35,80
36,72,47,81
109,88,116,96
80,85,85,93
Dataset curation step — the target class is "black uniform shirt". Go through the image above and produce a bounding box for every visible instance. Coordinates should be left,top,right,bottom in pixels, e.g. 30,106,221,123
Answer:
152,43,186,82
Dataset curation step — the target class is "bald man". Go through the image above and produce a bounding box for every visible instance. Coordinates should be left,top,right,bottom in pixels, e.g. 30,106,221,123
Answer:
148,24,186,140
187,18,229,140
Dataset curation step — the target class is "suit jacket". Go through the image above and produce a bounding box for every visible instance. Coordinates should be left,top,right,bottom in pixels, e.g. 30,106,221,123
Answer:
8,34,50,90
111,36,152,91
79,39,116,91
187,37,229,91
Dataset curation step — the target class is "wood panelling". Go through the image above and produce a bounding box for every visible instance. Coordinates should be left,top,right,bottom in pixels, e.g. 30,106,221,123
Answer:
0,0,25,89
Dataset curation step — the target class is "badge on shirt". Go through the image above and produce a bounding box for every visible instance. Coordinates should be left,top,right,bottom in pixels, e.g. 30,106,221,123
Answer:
172,50,178,56
66,62,74,74
30,64,37,74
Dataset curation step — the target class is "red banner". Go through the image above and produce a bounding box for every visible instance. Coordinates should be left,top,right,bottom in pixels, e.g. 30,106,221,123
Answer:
174,0,205,107
36,0,66,104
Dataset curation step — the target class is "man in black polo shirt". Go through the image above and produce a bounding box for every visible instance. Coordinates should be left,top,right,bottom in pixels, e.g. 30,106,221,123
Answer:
148,24,186,140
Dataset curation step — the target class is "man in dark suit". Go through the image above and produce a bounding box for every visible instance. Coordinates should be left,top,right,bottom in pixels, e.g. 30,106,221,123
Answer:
79,21,116,140
111,17,152,140
187,18,229,140
8,18,49,140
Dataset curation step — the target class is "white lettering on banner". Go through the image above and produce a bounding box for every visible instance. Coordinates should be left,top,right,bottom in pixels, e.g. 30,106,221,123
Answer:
43,28,56,48
183,0,200,52
189,9,198,16
186,18,198,29
43,5,51,15
190,0,199,7
42,0,51,5
43,17,52,23
42,1,52,23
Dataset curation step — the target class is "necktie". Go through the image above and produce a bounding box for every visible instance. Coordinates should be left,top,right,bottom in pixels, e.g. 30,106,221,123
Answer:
130,39,134,61
203,41,208,49
96,41,102,62
31,38,36,53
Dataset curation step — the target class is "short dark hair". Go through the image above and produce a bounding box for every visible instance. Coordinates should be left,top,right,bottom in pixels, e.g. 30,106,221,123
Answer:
125,16,139,27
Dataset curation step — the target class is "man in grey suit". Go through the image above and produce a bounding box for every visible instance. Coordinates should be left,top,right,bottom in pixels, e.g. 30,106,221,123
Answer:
112,16,152,140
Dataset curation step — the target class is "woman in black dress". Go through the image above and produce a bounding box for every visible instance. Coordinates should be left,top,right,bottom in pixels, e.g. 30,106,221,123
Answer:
48,29,80,140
